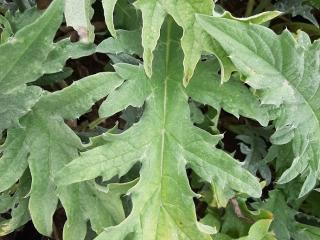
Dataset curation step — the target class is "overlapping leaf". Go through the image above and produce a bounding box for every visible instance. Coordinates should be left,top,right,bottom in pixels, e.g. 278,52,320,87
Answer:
2,0,319,238
0,0,62,132
0,72,128,238
197,15,320,197
231,124,272,184
186,59,269,126
56,18,262,240
102,0,281,84
0,0,95,133
103,0,225,84
133,1,279,84
253,189,320,240
215,220,275,240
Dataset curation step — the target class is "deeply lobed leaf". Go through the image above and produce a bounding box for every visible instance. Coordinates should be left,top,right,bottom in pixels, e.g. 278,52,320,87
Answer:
0,72,127,237
197,15,320,196
0,0,96,133
56,18,262,240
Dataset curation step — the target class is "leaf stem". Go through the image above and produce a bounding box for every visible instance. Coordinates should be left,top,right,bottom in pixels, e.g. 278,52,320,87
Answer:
211,108,221,134
245,0,255,17
88,117,106,130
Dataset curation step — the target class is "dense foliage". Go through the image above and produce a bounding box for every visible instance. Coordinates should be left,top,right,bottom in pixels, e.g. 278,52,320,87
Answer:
0,0,320,239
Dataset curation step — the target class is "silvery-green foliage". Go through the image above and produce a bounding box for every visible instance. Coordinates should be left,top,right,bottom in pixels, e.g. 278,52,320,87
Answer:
0,0,319,239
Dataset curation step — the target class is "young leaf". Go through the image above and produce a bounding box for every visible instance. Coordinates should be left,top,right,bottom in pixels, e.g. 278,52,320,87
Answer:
64,0,96,42
238,219,275,240
56,18,261,240
217,198,273,238
197,15,320,197
231,124,273,184
213,10,282,25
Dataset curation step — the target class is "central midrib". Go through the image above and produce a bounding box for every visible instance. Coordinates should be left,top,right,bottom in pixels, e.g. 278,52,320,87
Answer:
159,17,173,189
156,17,193,236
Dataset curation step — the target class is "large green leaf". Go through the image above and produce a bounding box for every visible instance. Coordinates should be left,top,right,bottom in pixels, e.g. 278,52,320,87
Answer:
56,18,261,240
197,15,320,197
0,0,62,93
102,0,119,37
0,0,62,132
0,72,127,237
0,0,96,133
